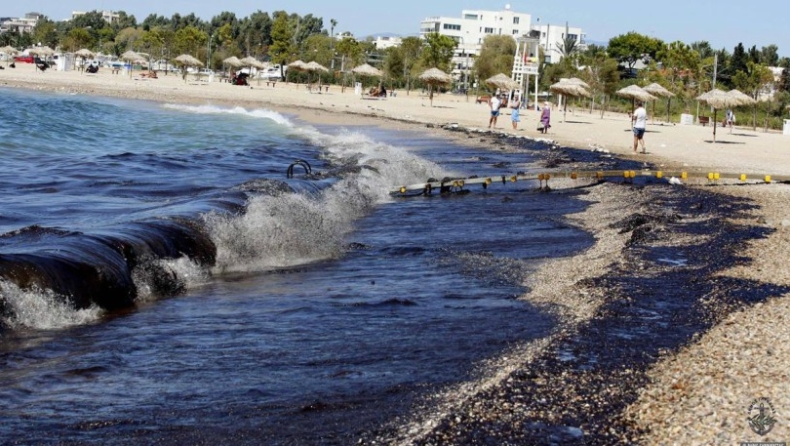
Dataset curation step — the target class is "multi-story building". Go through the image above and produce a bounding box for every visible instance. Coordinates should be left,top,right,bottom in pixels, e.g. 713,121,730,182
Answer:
420,5,531,75
71,10,121,25
0,12,43,34
373,36,403,51
419,4,584,78
531,23,587,64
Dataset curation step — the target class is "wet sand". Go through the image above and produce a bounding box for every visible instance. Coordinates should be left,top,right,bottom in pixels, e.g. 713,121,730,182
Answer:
3,62,790,444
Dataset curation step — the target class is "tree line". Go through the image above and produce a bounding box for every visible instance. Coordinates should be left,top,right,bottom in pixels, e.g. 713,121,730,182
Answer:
1,12,787,127
520,31,789,130
0,10,457,92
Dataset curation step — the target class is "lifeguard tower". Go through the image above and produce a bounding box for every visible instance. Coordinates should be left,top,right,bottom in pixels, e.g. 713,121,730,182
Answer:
511,35,541,110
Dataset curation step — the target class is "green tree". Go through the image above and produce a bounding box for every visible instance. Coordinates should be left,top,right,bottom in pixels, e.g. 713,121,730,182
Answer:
656,41,701,98
300,33,333,66
335,36,361,71
269,12,294,78
420,32,456,71
32,17,59,48
114,11,138,31
142,14,171,31
760,45,779,67
474,35,517,88
71,11,109,32
174,25,207,56
732,62,774,129
238,11,273,56
382,46,405,85
116,27,144,52
690,41,714,59
607,31,663,70
577,47,619,117
556,22,579,60
171,13,204,31
64,27,94,51
140,28,166,65
291,13,323,47
779,67,790,93
730,43,748,76
399,36,423,94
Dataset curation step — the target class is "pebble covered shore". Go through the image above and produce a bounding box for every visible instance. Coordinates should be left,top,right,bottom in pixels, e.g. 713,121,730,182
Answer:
360,134,790,445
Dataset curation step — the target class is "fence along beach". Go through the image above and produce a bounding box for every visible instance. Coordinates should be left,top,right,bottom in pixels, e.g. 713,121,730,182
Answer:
1,61,790,444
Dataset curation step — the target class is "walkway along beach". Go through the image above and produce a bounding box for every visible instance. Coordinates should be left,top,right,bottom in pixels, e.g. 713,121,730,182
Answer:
2,63,790,444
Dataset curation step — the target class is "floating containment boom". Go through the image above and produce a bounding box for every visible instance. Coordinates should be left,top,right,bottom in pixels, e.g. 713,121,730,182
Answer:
391,170,790,197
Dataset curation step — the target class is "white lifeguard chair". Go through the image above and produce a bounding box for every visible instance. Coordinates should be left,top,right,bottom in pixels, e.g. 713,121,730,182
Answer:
512,36,541,110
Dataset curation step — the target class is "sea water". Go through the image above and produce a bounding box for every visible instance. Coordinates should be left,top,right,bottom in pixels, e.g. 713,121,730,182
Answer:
0,88,593,444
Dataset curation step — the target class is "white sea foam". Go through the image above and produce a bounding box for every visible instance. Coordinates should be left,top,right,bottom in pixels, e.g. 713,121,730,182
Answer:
132,257,210,303
163,103,294,126
203,111,450,273
163,103,451,273
0,280,103,330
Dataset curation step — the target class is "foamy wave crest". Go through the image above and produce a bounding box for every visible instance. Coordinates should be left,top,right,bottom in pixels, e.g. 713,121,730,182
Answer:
163,103,293,126
202,119,450,272
132,257,210,303
292,127,451,203
0,280,103,330
207,190,347,273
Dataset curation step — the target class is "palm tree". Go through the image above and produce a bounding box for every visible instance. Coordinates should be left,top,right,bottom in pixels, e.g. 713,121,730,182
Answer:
556,22,578,60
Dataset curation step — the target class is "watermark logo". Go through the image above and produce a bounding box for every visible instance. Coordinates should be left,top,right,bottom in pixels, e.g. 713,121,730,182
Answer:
747,397,778,436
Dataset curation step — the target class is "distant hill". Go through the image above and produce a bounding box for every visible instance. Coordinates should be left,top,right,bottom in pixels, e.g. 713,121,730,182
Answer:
585,39,608,47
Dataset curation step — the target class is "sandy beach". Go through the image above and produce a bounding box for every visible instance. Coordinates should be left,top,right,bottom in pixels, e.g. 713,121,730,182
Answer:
4,62,790,444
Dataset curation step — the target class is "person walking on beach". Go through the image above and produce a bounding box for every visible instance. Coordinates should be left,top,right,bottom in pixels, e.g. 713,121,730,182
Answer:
632,101,647,153
488,94,501,129
725,109,736,132
510,98,521,130
540,102,551,134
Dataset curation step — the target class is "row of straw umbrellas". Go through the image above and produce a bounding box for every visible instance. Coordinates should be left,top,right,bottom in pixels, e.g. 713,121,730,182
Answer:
549,78,756,142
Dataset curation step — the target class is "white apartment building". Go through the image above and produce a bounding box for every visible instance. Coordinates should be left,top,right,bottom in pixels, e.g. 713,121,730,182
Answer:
531,23,587,64
71,10,121,24
373,36,402,50
0,12,42,34
420,5,530,74
419,4,584,76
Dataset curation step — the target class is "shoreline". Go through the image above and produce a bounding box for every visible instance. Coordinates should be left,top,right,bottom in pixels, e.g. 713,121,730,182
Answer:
4,66,790,444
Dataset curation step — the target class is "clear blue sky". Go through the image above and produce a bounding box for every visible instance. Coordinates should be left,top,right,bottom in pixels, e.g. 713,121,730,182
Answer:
9,0,788,56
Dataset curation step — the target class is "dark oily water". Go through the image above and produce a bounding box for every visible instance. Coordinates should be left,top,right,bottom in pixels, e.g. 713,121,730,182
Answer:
0,90,593,444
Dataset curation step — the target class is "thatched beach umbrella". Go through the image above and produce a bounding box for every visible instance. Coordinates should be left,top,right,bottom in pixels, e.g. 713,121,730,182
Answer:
121,50,146,78
286,60,308,83
419,67,453,107
0,45,17,67
697,88,743,142
29,46,55,57
352,63,383,90
643,82,676,122
222,56,243,80
352,63,383,77
29,46,55,71
566,77,591,89
485,73,519,92
616,85,657,109
74,48,94,73
175,53,204,82
305,61,329,89
727,89,757,106
223,56,243,68
239,56,264,85
550,79,591,122
175,53,203,67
